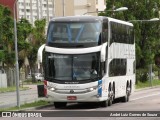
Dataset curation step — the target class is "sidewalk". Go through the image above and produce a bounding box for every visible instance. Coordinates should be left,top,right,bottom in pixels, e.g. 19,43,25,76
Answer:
0,85,45,109
135,85,160,92
1,84,159,110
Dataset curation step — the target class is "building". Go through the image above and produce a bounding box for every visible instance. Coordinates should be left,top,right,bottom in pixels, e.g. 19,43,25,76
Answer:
54,0,106,16
17,0,54,25
0,0,106,25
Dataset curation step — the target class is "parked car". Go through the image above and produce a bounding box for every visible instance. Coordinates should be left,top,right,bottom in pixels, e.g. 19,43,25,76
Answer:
35,73,44,81
27,73,32,79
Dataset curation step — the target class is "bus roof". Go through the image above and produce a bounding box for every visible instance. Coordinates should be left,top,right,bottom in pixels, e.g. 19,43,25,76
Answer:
50,16,133,26
107,17,133,26
50,15,103,22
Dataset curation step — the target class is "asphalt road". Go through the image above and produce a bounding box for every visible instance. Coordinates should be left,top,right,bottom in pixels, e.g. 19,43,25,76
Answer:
0,85,42,109
36,87,160,111
1,86,160,120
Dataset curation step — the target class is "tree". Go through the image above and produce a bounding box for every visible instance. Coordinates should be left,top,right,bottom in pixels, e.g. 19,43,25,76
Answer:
27,19,46,82
0,5,15,86
101,0,160,82
0,6,5,63
17,18,32,69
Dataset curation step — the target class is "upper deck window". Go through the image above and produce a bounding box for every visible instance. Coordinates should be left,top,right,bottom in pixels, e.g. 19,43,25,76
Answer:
47,22,102,44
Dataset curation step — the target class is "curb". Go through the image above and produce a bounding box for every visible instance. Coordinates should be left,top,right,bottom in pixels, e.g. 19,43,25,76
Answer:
19,103,54,111
18,86,160,111
135,85,160,92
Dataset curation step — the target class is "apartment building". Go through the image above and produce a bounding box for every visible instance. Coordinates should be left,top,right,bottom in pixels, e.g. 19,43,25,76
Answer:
17,0,54,25
74,0,106,15
0,0,106,25
54,0,106,16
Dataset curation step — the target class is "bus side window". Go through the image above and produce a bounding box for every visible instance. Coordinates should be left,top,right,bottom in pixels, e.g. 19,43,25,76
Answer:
109,59,127,77
102,20,108,43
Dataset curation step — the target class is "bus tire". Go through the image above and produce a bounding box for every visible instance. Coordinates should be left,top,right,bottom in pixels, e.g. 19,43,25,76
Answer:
108,91,113,106
121,84,130,102
108,84,113,106
54,102,67,109
100,100,108,107
108,98,112,106
112,83,115,103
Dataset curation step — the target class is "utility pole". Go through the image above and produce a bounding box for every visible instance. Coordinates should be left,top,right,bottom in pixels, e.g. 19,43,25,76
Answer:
62,0,65,16
149,47,153,87
14,0,20,108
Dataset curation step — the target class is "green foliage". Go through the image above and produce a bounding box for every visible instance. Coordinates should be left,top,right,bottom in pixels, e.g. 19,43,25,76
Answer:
103,0,160,82
0,86,29,93
27,19,46,82
4,52,15,67
0,51,5,61
0,100,49,111
0,5,46,85
0,5,14,66
17,18,32,69
136,69,149,83
17,18,32,42
136,79,160,89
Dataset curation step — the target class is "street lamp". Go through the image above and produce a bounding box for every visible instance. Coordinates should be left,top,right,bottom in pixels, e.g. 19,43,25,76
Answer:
83,7,128,15
62,0,65,16
128,18,160,22
113,7,128,12
129,17,160,87
13,0,20,108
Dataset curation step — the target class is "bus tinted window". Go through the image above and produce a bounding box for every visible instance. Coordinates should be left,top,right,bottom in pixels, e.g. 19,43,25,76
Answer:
47,22,102,44
102,20,108,43
109,59,127,77
45,52,100,81
110,22,134,45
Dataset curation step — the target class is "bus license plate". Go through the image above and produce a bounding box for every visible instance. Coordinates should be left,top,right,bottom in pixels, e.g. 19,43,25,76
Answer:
67,96,77,100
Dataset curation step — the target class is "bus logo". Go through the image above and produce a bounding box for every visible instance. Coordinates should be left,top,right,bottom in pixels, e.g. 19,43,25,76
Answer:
70,90,74,93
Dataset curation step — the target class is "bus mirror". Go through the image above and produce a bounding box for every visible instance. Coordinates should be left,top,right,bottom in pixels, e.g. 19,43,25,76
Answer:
101,43,107,62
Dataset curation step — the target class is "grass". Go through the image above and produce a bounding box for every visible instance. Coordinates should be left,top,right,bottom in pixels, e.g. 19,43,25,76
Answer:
136,79,160,89
0,100,50,111
23,79,43,85
0,86,30,93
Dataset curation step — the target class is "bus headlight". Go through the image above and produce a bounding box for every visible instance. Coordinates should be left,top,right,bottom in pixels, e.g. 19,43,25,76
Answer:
87,86,97,92
47,86,56,91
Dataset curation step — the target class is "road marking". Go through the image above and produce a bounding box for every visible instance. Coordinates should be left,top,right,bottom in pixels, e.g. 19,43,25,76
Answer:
131,93,160,101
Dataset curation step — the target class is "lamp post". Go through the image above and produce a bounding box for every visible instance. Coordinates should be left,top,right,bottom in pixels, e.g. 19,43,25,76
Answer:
62,0,65,16
129,18,160,87
83,7,128,15
13,0,20,108
128,18,160,22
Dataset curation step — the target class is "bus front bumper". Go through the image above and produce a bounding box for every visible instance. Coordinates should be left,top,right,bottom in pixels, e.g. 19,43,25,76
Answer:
47,90,107,102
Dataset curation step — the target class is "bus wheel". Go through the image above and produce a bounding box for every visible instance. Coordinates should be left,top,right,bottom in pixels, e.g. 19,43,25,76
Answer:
112,83,115,103
54,102,67,109
108,85,114,106
122,85,130,102
100,100,108,107
108,91,113,106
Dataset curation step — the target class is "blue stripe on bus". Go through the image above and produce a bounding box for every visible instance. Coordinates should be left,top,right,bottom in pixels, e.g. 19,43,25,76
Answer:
67,24,72,43
75,25,84,42
98,80,102,97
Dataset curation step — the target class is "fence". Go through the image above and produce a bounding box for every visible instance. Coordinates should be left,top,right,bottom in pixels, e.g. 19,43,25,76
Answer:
0,70,7,88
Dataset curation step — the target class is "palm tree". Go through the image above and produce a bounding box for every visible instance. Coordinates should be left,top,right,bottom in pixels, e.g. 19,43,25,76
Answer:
17,18,32,79
27,19,46,82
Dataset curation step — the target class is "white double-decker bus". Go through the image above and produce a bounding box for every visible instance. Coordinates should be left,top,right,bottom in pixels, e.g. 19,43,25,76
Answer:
43,16,135,108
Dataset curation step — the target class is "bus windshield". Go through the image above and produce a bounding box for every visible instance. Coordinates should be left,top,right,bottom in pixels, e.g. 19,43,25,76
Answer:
45,52,100,81
47,22,102,44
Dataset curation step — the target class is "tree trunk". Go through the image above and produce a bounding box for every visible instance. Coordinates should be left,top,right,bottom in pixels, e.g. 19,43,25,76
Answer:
5,67,15,87
158,70,160,80
30,64,36,83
